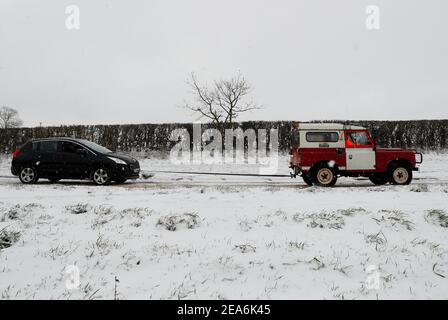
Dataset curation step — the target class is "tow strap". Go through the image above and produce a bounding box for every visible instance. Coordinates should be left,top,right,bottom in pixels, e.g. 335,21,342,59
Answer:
148,170,291,178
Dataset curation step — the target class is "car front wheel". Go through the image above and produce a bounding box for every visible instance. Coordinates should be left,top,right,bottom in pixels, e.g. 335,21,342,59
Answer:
19,166,39,184
92,168,111,185
389,165,412,185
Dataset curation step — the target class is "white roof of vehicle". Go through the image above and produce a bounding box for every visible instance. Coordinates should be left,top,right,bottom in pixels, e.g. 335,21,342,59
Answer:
297,123,366,130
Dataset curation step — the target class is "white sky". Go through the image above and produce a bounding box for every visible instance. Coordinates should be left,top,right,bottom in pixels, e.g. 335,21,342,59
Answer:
0,0,447,127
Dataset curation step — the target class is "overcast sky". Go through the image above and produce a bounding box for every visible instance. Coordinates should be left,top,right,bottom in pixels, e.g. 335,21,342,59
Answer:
0,0,447,127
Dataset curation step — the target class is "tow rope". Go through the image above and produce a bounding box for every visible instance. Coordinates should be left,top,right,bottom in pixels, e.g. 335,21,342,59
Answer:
147,170,291,178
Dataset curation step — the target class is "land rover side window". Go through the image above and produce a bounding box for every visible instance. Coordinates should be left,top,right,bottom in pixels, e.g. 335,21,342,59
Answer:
39,141,58,152
346,131,371,146
305,132,339,143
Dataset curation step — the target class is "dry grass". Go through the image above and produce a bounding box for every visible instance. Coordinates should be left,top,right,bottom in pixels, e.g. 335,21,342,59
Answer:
0,227,21,249
425,209,448,228
157,212,200,231
293,211,345,230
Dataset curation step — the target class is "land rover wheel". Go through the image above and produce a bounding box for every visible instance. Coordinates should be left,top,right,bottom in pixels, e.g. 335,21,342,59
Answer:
19,166,39,184
302,173,313,186
389,165,412,185
312,164,337,187
92,168,111,185
369,174,389,185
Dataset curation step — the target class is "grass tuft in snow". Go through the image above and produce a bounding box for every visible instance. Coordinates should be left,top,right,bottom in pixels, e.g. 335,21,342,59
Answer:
336,207,367,216
410,184,429,193
234,244,257,253
1,204,42,221
365,231,388,251
425,209,448,228
293,211,345,229
66,203,91,215
157,212,200,231
373,209,415,231
0,227,21,249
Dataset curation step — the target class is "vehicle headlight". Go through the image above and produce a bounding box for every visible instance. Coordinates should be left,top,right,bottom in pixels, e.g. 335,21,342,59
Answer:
108,157,127,165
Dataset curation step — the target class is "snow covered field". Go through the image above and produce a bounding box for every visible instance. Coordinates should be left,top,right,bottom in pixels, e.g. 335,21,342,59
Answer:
0,153,447,299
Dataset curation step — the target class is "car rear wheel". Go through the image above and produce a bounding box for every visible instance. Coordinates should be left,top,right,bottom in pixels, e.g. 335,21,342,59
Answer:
312,164,337,187
369,174,389,185
92,168,111,185
19,166,39,184
302,173,313,186
389,165,412,185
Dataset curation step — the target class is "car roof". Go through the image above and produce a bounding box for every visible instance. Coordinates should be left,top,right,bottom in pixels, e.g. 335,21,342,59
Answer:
297,123,366,130
29,137,87,143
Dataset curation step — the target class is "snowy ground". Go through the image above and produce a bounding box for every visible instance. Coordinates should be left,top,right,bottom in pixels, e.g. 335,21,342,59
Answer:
0,153,447,299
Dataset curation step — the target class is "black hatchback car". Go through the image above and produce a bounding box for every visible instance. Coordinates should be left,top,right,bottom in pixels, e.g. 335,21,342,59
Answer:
11,138,140,185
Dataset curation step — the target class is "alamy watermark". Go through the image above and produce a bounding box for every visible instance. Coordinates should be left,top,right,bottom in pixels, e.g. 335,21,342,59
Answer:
169,123,279,174
65,5,80,30
65,264,80,290
366,5,380,30
364,265,381,290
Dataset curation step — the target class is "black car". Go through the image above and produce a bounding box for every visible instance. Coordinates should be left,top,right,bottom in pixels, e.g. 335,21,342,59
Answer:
11,138,140,185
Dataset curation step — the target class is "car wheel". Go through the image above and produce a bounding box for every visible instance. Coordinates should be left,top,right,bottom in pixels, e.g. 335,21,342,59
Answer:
389,165,412,185
48,178,61,183
115,178,127,184
19,166,39,184
312,164,337,187
369,174,389,185
92,168,111,185
302,173,313,186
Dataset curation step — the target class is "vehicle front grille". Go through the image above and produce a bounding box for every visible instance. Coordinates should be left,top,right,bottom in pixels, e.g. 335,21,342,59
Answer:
129,162,140,173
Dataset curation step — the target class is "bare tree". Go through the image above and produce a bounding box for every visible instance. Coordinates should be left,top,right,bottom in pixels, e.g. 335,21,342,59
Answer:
0,106,23,129
185,73,260,133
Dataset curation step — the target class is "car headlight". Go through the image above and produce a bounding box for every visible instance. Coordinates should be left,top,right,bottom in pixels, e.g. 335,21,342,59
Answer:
108,157,127,165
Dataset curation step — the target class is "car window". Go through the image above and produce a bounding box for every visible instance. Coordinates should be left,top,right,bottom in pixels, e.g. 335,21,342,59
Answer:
39,141,58,152
78,139,111,154
60,141,87,154
306,132,339,143
346,132,371,146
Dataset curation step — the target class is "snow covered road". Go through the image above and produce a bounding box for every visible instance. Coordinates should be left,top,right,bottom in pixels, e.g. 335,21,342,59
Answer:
0,153,447,299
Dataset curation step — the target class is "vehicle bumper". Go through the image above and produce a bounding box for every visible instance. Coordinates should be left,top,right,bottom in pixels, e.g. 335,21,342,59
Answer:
112,164,140,180
11,165,19,176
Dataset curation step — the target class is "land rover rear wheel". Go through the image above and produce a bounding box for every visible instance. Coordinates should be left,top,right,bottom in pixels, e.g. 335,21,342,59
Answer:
312,164,337,187
302,173,313,186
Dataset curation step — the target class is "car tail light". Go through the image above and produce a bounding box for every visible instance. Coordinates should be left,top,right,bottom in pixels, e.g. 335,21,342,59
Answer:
12,148,21,159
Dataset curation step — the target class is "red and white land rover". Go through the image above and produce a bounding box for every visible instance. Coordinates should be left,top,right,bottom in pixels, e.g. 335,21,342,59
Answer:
290,123,423,187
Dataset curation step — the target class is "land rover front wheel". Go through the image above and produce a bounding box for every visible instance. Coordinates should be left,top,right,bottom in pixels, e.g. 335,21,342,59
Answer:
312,164,337,187
389,165,412,185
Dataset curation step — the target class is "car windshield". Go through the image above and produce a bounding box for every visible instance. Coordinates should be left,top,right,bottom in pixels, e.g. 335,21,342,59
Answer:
79,140,112,154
